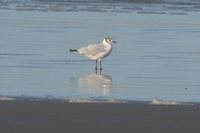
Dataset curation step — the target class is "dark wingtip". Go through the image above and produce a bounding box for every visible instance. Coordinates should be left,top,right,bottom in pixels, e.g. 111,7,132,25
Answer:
69,49,78,53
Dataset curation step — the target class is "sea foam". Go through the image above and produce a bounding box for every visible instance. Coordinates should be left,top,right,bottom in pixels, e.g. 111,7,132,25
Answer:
150,99,193,105
69,98,128,103
0,96,15,101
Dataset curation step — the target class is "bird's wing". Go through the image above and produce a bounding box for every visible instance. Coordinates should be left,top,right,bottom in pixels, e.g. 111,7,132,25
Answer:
78,44,106,56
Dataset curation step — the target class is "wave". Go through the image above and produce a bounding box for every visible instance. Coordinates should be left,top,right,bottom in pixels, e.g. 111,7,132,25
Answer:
0,96,15,101
1,0,200,13
150,99,193,105
69,98,128,103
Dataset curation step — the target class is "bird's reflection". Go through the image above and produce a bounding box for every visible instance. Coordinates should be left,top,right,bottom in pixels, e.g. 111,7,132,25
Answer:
70,73,112,96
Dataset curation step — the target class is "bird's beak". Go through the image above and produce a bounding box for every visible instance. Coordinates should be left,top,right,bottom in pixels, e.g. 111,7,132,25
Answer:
113,40,117,43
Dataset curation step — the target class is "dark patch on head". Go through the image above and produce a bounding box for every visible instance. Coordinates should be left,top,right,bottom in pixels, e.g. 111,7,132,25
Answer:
105,37,113,44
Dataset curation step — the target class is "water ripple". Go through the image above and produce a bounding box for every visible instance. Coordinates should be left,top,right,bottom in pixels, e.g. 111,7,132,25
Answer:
0,0,200,13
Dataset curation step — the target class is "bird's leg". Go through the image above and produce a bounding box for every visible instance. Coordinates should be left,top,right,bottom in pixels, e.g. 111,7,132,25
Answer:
100,60,103,73
95,60,98,74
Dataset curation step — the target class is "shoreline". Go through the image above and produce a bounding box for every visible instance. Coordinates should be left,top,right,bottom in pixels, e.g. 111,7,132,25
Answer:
0,100,200,133
0,95,198,105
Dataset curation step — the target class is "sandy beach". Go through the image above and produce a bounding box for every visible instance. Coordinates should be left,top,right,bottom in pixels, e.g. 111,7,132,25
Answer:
0,100,200,133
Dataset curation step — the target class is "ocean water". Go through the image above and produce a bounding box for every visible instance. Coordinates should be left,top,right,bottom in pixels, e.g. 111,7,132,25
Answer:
0,0,200,103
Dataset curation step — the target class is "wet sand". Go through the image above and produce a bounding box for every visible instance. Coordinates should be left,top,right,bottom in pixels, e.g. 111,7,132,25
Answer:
0,100,200,133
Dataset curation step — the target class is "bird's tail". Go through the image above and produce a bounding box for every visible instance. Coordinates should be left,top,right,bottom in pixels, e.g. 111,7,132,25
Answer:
69,49,78,53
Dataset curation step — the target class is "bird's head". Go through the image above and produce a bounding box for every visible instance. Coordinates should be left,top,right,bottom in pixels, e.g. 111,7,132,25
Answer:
103,37,117,44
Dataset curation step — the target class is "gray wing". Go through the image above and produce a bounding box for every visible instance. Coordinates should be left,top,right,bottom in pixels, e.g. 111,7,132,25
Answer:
78,44,106,56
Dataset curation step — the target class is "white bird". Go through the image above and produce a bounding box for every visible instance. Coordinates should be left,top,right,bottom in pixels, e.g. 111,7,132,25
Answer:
69,37,117,73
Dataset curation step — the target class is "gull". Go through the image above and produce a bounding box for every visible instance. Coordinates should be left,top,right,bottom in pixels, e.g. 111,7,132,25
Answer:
69,37,117,73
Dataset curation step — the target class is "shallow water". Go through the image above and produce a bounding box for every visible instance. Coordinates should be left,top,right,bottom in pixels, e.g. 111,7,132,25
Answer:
0,1,200,102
